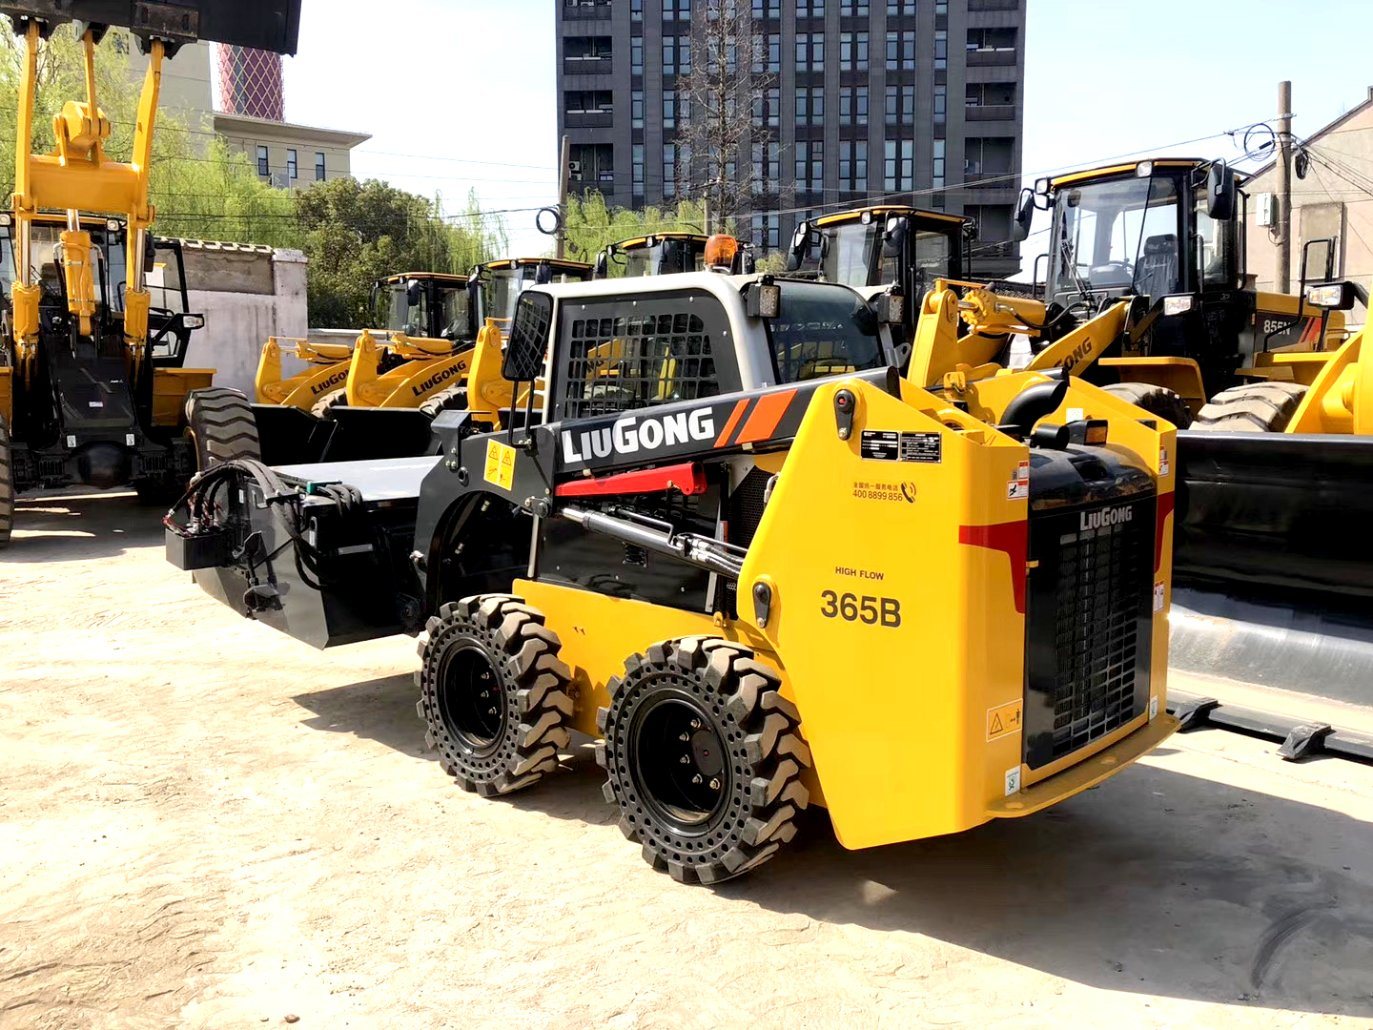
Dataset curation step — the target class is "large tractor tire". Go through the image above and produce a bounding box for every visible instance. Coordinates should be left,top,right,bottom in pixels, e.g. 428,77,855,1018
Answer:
419,385,468,420
416,594,574,796
0,414,13,549
185,387,261,470
596,636,811,885
1102,382,1194,429
1192,381,1308,433
310,388,348,420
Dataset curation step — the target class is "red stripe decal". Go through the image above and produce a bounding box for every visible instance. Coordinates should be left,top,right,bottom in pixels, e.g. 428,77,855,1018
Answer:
714,399,749,447
555,462,708,498
959,521,1029,615
1155,491,1175,573
736,389,797,444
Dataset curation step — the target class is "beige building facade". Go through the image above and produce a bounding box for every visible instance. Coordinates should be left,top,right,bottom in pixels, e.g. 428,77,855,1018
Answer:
1245,88,1373,323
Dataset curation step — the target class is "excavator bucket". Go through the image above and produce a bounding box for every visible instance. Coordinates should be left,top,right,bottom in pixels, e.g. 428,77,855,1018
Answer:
1171,430,1373,746
0,0,301,54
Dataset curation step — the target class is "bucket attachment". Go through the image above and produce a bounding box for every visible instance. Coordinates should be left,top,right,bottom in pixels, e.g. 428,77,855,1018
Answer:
0,1,302,54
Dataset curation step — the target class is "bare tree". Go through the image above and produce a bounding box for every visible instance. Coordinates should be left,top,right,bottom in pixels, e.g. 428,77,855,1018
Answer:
672,0,776,233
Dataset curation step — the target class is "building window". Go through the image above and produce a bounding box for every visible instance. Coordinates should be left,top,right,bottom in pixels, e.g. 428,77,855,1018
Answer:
663,90,677,129
885,84,915,124
967,82,1016,106
631,36,643,75
752,142,780,194
840,0,869,15
566,90,614,115
796,86,824,127
632,89,644,129
256,145,269,177
314,151,325,180
752,0,780,18
884,138,913,192
664,144,678,198
795,140,823,194
797,0,824,16
751,212,780,250
663,0,690,18
286,148,297,180
887,0,915,13
795,33,823,73
752,86,780,128
633,144,645,199
932,139,945,190
565,36,612,61
840,32,868,72
885,30,915,71
839,141,867,194
934,28,947,70
935,0,947,12
968,27,1017,52
632,0,642,19
933,84,946,124
754,32,780,73
839,85,869,125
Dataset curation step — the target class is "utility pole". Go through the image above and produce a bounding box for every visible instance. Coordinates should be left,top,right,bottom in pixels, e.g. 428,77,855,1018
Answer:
1276,80,1292,294
556,134,569,259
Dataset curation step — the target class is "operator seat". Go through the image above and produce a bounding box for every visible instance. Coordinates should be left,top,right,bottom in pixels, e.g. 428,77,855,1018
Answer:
1135,233,1179,300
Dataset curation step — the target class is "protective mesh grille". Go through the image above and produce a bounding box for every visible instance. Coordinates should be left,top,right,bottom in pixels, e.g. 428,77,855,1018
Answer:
559,311,718,420
1045,509,1150,761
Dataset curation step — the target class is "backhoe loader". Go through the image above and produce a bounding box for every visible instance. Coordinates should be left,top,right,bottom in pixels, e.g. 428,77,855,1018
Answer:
167,269,1178,885
0,0,300,546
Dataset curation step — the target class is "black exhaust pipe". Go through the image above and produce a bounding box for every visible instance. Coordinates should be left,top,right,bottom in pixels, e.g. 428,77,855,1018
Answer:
1000,376,1068,439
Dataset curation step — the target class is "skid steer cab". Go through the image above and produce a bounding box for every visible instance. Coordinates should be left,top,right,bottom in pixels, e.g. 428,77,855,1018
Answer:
168,271,1177,885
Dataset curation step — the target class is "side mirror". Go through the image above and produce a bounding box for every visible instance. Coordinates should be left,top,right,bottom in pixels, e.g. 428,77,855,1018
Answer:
1304,280,1358,311
1207,160,1236,221
144,236,158,274
406,279,423,306
786,221,811,272
881,215,907,259
737,246,756,275
502,291,552,381
534,261,553,285
1011,187,1035,242
593,249,609,279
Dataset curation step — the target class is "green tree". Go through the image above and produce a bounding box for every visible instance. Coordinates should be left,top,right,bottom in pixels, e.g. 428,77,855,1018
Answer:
295,178,504,327
562,192,707,264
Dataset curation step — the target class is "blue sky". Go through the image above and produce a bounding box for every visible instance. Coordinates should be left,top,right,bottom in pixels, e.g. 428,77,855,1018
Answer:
281,0,1373,257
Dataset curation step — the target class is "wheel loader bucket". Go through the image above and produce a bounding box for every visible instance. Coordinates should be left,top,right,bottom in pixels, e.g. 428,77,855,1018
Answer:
0,1,302,54
1171,429,1373,726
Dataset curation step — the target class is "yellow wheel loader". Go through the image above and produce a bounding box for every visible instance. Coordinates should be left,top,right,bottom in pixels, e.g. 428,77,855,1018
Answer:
0,2,299,543
168,270,1178,884
592,232,753,278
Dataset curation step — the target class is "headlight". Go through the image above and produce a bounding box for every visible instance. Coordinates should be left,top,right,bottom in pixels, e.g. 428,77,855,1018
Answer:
1162,295,1194,317
183,314,205,329
1136,161,1153,177
1304,282,1354,310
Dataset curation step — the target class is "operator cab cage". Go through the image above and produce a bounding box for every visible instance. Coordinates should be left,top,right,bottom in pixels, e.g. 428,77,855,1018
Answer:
0,212,198,365
371,271,473,344
468,257,593,336
787,205,969,296
1029,158,1242,312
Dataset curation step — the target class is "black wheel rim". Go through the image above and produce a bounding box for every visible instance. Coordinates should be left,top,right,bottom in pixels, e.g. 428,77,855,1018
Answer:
437,645,505,756
630,690,730,835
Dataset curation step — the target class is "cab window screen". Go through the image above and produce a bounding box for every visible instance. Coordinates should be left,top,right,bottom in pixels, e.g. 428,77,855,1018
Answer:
766,282,885,382
560,303,720,419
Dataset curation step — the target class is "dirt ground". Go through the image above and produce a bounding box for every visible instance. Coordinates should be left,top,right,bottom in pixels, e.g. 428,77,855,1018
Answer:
3,492,1372,1028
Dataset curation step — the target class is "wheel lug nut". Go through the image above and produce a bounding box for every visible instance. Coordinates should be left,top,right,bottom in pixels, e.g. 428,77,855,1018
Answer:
709,778,720,790
678,732,690,742
689,718,701,730
691,774,702,784
679,755,691,764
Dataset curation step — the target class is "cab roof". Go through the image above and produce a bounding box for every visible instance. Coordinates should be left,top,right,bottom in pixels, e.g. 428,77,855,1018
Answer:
481,257,593,274
379,272,469,285
610,232,711,248
813,205,968,229
531,270,861,305
1049,157,1212,189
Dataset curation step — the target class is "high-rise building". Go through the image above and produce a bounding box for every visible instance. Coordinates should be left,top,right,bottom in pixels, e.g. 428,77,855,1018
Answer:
216,45,286,121
555,0,1026,277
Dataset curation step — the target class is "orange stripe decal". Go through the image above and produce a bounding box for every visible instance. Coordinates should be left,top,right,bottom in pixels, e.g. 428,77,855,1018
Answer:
736,389,797,444
714,399,749,447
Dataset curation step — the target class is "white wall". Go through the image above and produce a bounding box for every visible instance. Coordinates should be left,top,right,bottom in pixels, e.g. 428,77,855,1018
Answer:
179,243,308,397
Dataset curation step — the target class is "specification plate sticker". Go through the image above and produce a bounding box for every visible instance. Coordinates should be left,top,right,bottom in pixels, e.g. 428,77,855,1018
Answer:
860,430,942,463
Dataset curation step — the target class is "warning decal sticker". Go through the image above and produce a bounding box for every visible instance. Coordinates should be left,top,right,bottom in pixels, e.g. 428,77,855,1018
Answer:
484,438,517,491
986,699,1024,742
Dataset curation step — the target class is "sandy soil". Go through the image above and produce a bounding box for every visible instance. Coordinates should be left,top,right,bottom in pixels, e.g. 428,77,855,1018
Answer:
2,492,1372,1028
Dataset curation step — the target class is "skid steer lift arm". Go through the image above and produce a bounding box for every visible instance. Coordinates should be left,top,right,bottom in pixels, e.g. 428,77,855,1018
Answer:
2,1,301,381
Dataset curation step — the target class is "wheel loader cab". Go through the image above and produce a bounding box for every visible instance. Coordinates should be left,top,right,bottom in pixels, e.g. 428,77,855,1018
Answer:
373,273,474,345
471,258,594,330
593,233,753,279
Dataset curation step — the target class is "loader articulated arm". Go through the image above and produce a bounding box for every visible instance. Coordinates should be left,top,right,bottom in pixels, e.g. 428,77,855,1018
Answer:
906,277,1135,392
2,0,302,379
